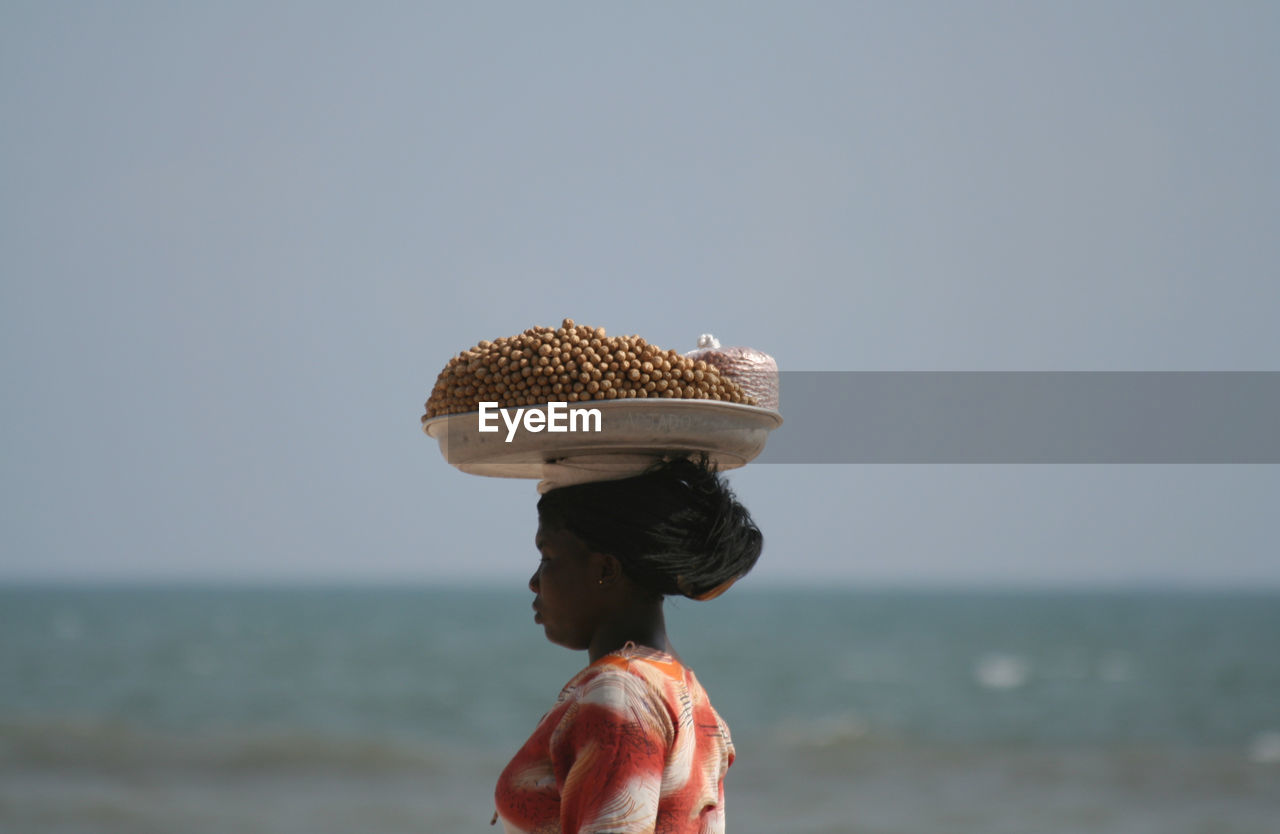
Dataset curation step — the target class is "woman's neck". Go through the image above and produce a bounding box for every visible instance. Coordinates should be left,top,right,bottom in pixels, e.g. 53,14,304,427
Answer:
587,597,672,663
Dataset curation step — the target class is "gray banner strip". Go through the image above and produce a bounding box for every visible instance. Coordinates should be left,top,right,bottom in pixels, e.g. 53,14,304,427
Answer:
757,372,1280,463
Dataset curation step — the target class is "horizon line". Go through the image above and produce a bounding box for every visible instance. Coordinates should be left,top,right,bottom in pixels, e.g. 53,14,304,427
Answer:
2,576,1278,595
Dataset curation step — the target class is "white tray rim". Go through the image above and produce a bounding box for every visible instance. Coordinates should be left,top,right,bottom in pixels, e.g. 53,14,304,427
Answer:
421,399,782,479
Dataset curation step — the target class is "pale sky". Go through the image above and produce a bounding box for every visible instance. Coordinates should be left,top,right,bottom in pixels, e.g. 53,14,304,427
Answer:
2,2,1277,587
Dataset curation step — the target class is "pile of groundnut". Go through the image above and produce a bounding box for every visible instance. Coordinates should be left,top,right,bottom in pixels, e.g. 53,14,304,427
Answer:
423,319,756,419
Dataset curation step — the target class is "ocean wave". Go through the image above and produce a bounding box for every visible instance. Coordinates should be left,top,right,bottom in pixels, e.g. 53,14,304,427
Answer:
770,713,873,749
0,719,448,775
973,652,1031,690
1248,731,1280,765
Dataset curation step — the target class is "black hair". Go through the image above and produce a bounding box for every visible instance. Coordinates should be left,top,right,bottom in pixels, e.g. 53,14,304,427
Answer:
536,456,763,600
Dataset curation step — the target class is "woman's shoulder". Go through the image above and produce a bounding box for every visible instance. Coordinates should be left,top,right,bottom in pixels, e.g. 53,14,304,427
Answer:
560,645,688,722
570,644,677,693
598,642,686,678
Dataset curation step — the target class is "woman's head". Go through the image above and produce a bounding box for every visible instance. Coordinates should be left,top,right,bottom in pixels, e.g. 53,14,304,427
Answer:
535,456,763,601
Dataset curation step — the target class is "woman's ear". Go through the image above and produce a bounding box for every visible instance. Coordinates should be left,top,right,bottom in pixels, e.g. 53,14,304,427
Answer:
591,552,624,586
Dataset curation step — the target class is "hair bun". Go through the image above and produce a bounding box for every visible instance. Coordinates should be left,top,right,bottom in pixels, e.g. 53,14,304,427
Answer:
536,456,762,600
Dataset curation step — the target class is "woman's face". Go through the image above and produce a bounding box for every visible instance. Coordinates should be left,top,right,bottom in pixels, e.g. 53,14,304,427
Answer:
529,524,607,651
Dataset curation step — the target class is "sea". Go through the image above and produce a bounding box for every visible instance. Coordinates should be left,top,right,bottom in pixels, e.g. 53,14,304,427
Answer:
2,585,1278,834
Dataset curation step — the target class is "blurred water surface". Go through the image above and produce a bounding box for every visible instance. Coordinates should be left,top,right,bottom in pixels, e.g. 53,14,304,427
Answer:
2,586,1278,833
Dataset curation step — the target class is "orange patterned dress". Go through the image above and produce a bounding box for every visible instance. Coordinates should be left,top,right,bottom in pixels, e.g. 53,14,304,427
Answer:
494,644,735,833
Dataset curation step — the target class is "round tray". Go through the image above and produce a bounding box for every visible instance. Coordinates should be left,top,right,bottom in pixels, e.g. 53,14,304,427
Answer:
422,400,783,479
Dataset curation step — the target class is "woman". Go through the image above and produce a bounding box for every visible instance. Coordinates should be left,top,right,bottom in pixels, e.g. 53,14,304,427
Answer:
493,457,763,833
